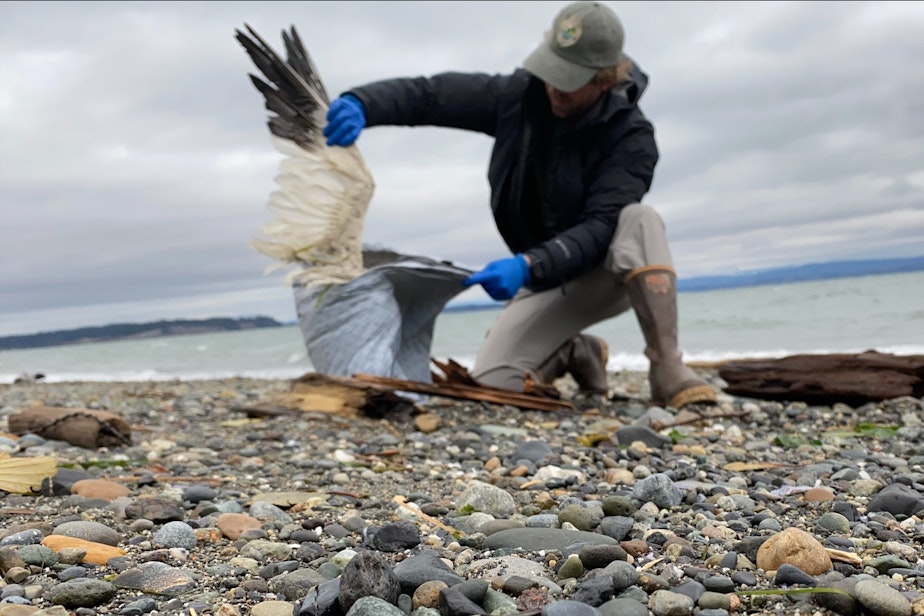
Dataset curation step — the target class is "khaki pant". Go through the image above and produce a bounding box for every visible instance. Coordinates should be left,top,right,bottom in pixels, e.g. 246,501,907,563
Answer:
471,203,673,390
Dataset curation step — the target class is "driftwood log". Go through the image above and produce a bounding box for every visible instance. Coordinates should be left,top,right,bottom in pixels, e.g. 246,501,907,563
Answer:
718,351,924,406
8,407,132,449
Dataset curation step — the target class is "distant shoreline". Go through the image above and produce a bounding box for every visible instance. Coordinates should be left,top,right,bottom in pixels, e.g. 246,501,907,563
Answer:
2,257,921,350
0,316,283,351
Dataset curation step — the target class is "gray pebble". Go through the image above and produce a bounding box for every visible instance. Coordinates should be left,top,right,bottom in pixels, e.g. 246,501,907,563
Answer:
853,579,912,616
152,521,197,549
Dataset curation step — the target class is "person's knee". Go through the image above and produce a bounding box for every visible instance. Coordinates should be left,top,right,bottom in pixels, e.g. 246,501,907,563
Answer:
619,203,664,229
471,364,528,392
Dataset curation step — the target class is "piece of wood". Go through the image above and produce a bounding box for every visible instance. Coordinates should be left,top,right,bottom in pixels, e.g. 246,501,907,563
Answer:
8,406,132,449
718,350,924,406
351,373,574,412
273,373,417,418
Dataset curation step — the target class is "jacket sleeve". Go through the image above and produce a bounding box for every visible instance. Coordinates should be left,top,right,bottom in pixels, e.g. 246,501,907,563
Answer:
345,73,509,137
524,118,659,291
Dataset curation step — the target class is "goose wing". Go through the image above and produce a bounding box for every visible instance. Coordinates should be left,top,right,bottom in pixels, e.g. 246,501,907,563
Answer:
236,24,374,286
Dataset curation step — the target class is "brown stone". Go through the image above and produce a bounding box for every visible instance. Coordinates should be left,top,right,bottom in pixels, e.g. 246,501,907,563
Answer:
412,580,448,610
620,539,650,557
756,527,832,575
803,487,835,502
413,413,440,433
719,351,924,405
71,479,131,501
217,513,262,541
41,535,126,566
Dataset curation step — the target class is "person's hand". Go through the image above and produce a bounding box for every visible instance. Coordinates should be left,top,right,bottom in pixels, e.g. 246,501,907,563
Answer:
463,255,530,300
323,95,366,147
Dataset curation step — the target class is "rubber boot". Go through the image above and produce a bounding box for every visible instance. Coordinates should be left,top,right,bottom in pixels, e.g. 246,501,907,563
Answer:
536,334,610,394
625,266,716,408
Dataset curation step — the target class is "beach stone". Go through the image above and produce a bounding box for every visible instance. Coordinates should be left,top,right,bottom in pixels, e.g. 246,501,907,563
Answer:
439,585,486,616
51,521,120,547
867,555,912,575
773,563,817,586
345,596,405,616
249,501,293,523
57,565,88,581
412,580,448,609
816,512,851,533
124,498,184,522
571,575,616,605
252,602,296,616
0,546,27,573
484,528,618,551
601,560,640,591
599,517,634,543
121,596,160,615
41,535,126,566
867,483,924,517
217,512,262,540
70,478,130,501
16,545,58,567
414,413,440,433
698,591,733,610
756,528,832,575
49,579,117,608
482,587,516,614
339,550,400,610
370,521,420,552
182,485,217,503
0,530,44,546
511,440,553,464
578,544,629,569
112,562,197,596
632,473,683,508
854,579,912,616
269,568,327,601
557,554,584,579
240,539,293,561
298,577,341,616
393,549,464,595
542,600,603,616
4,567,30,583
456,480,516,517
153,521,196,549
534,465,586,485
649,589,694,616
599,598,648,616
558,504,597,531
804,487,836,502
615,426,672,448
601,496,636,517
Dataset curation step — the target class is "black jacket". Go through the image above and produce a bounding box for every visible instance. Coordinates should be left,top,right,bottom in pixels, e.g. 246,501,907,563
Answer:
347,64,658,291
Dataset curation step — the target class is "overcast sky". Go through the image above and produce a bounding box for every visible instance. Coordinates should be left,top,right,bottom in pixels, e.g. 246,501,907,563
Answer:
1,1,922,336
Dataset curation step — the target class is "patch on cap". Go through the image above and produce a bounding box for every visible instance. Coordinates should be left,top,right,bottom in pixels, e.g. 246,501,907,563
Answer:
556,15,582,48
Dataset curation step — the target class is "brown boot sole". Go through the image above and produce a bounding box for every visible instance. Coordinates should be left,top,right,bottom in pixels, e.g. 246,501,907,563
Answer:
667,385,717,409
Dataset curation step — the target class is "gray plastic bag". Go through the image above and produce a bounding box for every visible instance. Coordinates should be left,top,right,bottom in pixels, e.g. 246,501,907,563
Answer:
293,251,474,382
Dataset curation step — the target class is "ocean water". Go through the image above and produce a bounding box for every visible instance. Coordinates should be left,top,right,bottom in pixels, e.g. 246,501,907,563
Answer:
1,271,921,384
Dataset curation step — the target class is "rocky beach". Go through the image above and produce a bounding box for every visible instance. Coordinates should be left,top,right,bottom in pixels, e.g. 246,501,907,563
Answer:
1,369,922,616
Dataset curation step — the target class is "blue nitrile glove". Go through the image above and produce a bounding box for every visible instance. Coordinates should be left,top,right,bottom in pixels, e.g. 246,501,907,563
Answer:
323,94,366,147
463,254,530,301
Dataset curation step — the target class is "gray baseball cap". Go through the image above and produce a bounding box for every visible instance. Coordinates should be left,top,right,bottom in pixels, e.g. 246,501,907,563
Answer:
523,1,625,92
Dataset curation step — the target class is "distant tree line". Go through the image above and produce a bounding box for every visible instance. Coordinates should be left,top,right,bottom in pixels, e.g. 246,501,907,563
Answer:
0,316,283,350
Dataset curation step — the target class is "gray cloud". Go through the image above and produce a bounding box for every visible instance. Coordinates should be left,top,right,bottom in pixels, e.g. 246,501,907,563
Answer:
1,1,922,335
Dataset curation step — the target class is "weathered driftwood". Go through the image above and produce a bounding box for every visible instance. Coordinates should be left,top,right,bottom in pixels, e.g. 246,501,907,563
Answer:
239,373,417,419
718,351,924,406
8,407,132,449
352,373,574,412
